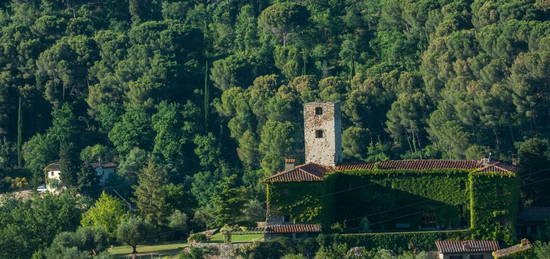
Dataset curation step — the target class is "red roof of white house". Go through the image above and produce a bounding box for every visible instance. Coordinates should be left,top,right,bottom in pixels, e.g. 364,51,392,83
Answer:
44,162,118,171
436,240,500,254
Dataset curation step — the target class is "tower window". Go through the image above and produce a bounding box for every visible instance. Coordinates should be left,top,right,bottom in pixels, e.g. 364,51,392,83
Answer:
315,107,323,115
315,130,324,138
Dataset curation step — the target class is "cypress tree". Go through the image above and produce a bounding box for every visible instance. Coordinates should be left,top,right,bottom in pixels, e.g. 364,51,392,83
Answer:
17,95,22,167
59,142,80,188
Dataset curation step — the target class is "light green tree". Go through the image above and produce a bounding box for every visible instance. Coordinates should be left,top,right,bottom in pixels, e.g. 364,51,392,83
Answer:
81,192,127,238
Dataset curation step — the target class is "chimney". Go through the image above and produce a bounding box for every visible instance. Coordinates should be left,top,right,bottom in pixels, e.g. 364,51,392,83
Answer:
481,152,493,166
284,158,296,171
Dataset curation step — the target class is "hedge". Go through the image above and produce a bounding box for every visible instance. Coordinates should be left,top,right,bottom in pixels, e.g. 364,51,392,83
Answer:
320,229,471,251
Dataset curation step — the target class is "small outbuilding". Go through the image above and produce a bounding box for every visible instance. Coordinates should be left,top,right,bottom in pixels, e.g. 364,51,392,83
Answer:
435,240,500,259
264,224,321,240
493,239,533,258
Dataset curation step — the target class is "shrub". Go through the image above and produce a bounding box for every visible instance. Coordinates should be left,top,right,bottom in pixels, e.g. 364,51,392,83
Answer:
323,229,470,251
187,233,208,243
180,247,218,259
236,237,295,259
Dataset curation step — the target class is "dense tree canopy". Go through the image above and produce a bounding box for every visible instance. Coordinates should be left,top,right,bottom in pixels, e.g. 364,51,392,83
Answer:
0,0,549,256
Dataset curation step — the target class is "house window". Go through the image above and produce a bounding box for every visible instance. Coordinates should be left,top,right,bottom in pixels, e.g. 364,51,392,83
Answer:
315,107,323,115
50,171,53,177
315,130,324,138
449,256,462,259
470,255,483,259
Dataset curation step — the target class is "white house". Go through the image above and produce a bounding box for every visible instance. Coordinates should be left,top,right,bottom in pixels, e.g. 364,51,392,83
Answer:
89,162,117,185
44,162,117,193
44,163,63,193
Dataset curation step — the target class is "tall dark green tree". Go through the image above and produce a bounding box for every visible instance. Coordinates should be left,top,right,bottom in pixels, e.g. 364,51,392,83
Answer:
59,142,80,188
134,159,169,228
77,163,99,197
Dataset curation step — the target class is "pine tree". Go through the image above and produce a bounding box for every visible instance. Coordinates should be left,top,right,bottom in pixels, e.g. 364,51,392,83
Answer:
211,175,247,228
133,159,169,228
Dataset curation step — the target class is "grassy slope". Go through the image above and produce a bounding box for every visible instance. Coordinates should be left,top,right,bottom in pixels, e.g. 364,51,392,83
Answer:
209,233,264,243
109,234,263,258
109,241,187,258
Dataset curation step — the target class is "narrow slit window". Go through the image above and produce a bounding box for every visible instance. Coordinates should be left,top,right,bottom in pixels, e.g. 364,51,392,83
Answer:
315,130,324,138
315,107,323,115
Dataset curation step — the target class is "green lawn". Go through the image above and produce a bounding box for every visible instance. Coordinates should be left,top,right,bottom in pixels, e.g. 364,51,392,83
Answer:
108,233,263,258
109,241,187,258
209,233,264,243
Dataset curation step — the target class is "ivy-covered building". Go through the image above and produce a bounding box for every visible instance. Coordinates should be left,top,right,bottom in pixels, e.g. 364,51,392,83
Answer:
263,102,519,243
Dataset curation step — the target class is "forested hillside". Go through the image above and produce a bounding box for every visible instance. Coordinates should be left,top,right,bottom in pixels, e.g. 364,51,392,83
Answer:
0,0,549,253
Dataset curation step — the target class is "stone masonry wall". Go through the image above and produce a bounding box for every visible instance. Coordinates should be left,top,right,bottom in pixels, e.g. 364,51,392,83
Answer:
304,102,342,167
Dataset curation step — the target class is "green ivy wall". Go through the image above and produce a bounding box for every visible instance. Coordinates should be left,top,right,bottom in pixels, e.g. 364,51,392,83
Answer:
266,168,519,244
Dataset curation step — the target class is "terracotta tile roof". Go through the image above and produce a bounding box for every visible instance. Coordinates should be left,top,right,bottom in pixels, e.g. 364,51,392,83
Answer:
474,162,517,173
336,159,483,171
45,162,118,172
265,224,321,234
263,159,516,183
436,240,500,254
518,207,550,222
44,162,60,171
493,239,532,258
263,163,331,183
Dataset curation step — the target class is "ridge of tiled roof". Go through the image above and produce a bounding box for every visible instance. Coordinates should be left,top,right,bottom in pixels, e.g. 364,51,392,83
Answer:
493,239,532,258
263,159,516,183
263,163,332,183
474,162,517,173
436,240,500,253
265,224,321,234
336,159,484,171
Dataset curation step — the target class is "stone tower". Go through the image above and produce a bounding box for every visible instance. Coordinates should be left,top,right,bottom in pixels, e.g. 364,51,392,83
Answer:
304,102,342,167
